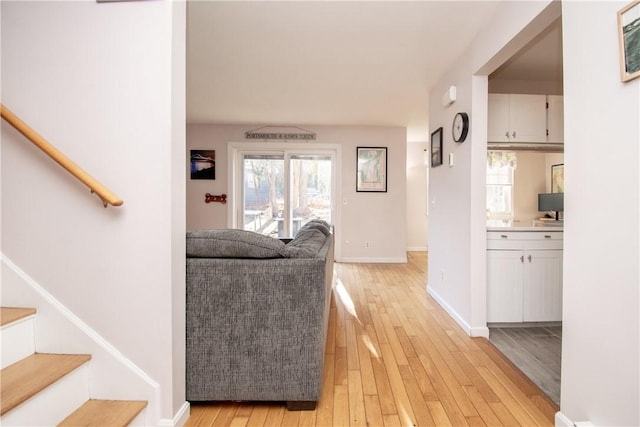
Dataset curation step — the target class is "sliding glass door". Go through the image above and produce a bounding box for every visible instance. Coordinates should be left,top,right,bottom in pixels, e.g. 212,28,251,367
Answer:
240,150,333,238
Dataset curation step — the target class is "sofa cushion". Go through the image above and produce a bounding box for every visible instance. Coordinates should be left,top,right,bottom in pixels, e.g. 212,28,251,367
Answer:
282,227,327,258
300,219,331,236
186,229,285,258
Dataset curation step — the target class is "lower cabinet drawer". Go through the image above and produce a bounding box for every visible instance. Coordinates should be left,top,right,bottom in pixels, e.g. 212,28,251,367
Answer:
487,231,563,250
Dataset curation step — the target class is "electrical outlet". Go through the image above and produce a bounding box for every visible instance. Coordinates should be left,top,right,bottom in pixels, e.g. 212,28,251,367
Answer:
365,241,370,248
441,270,445,281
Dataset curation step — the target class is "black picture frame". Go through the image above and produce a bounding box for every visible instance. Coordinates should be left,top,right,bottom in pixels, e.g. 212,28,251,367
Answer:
430,127,443,167
190,150,216,180
356,147,387,192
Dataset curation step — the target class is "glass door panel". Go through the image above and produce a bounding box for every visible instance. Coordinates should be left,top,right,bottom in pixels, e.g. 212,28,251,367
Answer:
289,154,332,236
240,151,333,238
242,154,284,238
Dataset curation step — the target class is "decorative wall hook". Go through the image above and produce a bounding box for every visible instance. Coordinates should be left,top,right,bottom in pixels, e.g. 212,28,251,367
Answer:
205,193,227,204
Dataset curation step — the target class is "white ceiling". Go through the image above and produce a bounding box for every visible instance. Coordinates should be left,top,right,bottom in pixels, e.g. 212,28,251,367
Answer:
186,1,562,141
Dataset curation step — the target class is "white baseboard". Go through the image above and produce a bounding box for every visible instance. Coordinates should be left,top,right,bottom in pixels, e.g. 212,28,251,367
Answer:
407,246,427,252
555,411,574,427
555,411,594,427
427,286,489,338
338,256,408,263
157,402,190,427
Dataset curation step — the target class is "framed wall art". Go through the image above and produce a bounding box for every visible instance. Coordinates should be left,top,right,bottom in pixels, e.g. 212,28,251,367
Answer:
190,150,216,180
618,0,640,82
356,147,387,192
552,163,564,193
430,127,443,167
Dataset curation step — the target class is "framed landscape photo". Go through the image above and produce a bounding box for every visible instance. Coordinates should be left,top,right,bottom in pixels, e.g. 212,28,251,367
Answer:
356,147,387,192
618,0,640,82
430,127,443,167
190,150,216,180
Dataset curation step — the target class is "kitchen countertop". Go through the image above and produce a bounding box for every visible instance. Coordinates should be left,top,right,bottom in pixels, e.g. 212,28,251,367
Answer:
486,219,563,232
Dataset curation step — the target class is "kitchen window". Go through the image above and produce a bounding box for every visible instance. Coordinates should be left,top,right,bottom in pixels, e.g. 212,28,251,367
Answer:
486,151,517,220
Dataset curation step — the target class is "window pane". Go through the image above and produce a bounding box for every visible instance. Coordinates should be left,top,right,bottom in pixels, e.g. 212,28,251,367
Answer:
486,151,516,220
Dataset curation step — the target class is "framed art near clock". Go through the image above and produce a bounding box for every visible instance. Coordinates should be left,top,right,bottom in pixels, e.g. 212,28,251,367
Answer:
431,127,443,167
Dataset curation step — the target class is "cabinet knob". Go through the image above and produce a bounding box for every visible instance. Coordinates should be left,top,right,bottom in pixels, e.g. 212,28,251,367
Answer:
512,131,516,139
544,235,552,239
520,255,524,263
501,234,508,239
505,131,509,138
528,254,532,262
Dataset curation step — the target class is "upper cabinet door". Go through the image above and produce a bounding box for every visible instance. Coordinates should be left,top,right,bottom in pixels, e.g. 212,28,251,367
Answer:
547,95,564,144
488,94,510,142
487,93,549,144
509,94,547,143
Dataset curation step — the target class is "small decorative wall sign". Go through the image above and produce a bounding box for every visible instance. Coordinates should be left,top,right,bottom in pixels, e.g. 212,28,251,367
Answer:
190,150,215,180
356,147,387,192
618,0,640,82
430,127,443,167
245,126,316,141
205,193,227,204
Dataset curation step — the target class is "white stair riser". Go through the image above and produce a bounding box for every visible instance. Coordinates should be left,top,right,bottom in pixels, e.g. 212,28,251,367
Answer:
0,316,35,369
0,363,90,427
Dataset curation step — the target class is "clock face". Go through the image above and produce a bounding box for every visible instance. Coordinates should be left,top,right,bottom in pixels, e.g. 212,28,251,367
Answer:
452,112,469,142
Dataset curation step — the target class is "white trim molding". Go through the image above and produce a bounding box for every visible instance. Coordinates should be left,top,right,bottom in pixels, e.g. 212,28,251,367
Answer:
427,285,489,338
556,411,595,427
555,411,574,427
157,402,190,427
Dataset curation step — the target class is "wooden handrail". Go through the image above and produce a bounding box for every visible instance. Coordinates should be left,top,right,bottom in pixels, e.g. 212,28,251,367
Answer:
1,104,123,207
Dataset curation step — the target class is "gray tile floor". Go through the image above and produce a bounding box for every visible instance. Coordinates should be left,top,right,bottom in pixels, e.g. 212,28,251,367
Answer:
488,326,562,405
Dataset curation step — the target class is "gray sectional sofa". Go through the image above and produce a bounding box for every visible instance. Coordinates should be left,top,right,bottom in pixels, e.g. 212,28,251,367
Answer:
185,220,334,410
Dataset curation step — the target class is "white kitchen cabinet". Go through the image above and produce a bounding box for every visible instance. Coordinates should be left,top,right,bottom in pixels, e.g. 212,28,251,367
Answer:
523,249,563,321
546,95,564,143
487,231,563,323
488,94,547,143
487,250,525,322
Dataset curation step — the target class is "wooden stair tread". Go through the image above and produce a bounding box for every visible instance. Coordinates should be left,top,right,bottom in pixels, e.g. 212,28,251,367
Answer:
0,353,91,416
0,307,36,327
57,399,148,427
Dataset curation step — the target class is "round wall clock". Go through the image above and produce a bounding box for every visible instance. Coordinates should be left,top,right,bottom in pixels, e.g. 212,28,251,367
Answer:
452,112,469,142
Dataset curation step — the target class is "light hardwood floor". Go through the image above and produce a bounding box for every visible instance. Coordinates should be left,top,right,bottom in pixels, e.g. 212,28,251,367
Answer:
186,252,558,426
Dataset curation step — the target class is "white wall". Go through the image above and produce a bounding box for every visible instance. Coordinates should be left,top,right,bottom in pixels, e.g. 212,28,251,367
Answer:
1,1,186,423
406,140,428,251
427,0,559,335
187,124,408,262
428,1,639,425
560,1,639,426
